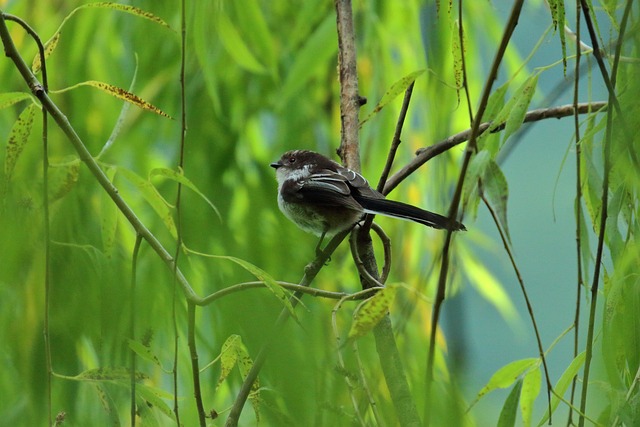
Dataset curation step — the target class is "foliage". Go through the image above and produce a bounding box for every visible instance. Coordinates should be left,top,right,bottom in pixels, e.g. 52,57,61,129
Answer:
0,0,638,426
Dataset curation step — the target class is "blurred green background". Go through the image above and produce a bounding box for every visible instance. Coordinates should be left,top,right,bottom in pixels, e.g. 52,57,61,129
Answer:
1,0,637,426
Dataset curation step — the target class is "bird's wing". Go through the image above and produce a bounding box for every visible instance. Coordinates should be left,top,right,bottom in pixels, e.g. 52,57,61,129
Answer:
295,169,364,210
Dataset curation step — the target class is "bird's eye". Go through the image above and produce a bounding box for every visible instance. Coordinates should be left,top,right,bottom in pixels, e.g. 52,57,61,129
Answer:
288,156,296,164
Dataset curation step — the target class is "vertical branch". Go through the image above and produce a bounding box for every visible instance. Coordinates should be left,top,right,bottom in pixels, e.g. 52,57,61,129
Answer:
130,234,143,426
568,1,583,424
424,1,525,425
334,0,361,170
188,302,206,426
335,2,421,426
172,0,189,424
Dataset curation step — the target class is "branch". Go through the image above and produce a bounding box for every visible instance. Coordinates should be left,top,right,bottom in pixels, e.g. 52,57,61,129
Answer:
383,101,607,196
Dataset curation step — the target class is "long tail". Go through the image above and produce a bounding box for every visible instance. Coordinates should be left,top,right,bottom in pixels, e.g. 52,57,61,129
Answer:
358,196,466,231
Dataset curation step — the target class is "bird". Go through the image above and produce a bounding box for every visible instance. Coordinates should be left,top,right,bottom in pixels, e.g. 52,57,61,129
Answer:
270,150,465,247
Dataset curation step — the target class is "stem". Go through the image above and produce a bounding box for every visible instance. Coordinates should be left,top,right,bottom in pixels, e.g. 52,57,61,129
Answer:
188,302,206,426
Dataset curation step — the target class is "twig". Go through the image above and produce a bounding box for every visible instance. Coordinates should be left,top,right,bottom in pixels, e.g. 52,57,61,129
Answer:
568,1,584,424
188,302,206,426
130,234,142,426
424,2,525,425
376,82,415,192
384,102,607,196
172,0,188,423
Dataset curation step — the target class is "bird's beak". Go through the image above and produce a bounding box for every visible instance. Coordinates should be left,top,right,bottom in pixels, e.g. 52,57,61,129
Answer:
270,161,282,169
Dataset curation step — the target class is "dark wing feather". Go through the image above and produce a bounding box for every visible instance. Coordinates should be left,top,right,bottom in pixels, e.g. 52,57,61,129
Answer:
297,169,364,211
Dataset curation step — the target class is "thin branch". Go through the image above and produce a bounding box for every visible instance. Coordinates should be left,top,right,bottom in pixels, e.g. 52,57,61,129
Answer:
376,82,415,192
425,2,525,425
130,234,142,427
568,1,584,424
172,0,188,423
384,101,607,196
188,302,206,426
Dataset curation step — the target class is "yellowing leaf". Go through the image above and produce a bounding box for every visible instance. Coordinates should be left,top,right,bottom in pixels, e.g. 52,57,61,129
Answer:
216,335,242,390
520,367,541,427
32,32,60,74
53,81,172,119
347,285,397,342
0,92,32,110
4,104,37,182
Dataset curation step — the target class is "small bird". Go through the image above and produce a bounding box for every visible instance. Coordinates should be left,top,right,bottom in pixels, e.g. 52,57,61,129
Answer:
270,150,465,245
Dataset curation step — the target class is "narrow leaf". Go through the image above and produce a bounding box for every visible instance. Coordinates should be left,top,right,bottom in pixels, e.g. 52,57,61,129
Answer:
483,160,511,243
347,285,397,342
31,32,61,74
48,160,80,203
71,367,147,382
135,384,177,420
127,339,164,370
217,12,266,74
473,358,538,403
547,0,567,72
497,379,523,427
520,366,541,427
4,104,37,182
116,167,177,238
360,70,425,127
278,15,336,107
53,81,172,119
100,165,119,258
150,168,221,220
536,351,586,426
236,342,261,422
451,19,463,94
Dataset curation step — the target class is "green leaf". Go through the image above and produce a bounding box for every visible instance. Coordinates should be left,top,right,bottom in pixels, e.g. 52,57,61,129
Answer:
236,341,261,423
451,19,464,93
150,168,221,220
463,255,517,322
462,149,490,213
490,74,538,145
100,165,119,257
69,367,147,382
135,383,177,420
116,167,177,238
48,159,80,203
520,366,541,427
473,358,538,404
347,285,397,342
483,160,511,243
127,339,166,371
4,104,37,182
0,92,32,110
498,379,523,427
53,80,172,118
231,0,277,77
217,11,266,74
359,70,425,127
278,15,337,107
536,351,586,426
